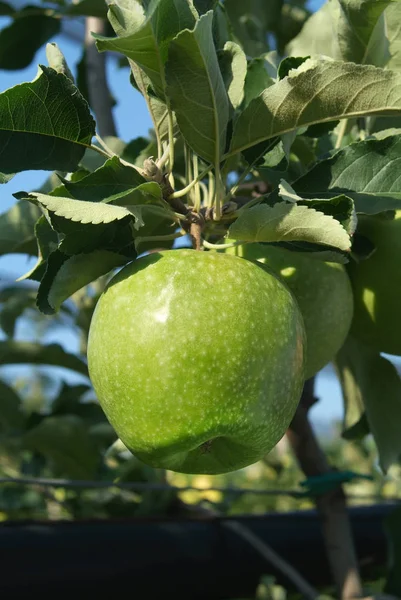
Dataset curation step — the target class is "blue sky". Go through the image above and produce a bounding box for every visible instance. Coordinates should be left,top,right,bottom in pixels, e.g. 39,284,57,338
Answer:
0,0,344,429
308,0,325,9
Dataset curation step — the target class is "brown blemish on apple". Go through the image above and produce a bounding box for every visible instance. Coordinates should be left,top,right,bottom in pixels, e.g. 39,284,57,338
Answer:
200,440,213,454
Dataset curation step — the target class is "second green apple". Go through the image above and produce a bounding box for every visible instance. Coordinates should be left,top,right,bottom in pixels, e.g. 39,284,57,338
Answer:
224,243,354,379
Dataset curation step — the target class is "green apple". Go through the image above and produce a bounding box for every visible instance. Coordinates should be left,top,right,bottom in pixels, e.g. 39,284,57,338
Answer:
223,243,354,379
87,249,306,474
347,211,401,355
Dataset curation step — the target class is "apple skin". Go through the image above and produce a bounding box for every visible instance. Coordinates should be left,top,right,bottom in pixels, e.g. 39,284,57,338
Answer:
223,243,354,379
87,249,306,474
347,211,401,356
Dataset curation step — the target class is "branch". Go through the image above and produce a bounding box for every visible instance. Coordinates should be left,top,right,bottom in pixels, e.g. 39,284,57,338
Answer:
223,521,319,600
85,17,117,138
286,378,364,600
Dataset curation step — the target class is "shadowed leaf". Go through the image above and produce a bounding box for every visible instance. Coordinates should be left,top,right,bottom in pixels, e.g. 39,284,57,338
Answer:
0,66,95,174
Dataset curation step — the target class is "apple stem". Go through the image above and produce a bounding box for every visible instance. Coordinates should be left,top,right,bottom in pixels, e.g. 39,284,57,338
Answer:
286,378,364,600
188,213,204,251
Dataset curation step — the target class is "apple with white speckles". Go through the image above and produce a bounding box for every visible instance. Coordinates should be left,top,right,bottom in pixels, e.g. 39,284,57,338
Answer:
87,249,306,474
223,243,354,379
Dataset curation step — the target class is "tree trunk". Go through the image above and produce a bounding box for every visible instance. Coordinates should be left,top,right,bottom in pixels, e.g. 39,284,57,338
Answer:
287,378,364,600
85,17,117,138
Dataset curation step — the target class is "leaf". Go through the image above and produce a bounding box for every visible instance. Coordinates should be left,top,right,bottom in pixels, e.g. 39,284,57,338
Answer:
342,413,370,441
242,137,281,171
287,5,336,59
56,407,106,433
45,43,75,82
258,140,286,169
0,172,14,184
243,55,275,108
386,2,401,71
121,137,150,164
303,119,340,139
276,4,310,54
0,2,14,16
100,1,187,144
0,340,89,377
333,345,370,440
228,203,351,251
57,222,119,255
212,2,231,50
26,191,162,266
89,422,118,452
64,0,108,18
277,180,305,203
371,127,401,139
334,335,401,472
37,249,127,314
0,285,37,337
129,65,172,144
38,172,73,195
110,182,165,206
18,193,141,226
333,0,393,67
55,201,175,260
290,135,317,167
24,415,100,479
349,230,376,263
18,215,58,282
287,0,394,67
278,55,310,80
218,41,247,112
251,141,292,189
226,0,282,33
229,59,401,157
95,0,197,99
0,201,42,256
52,208,143,258
51,382,96,418
166,11,229,163
0,66,95,175
278,181,357,234
54,156,146,202
193,0,217,13
298,196,357,235
223,0,270,57
292,135,401,214
0,380,25,431
0,8,60,70
133,204,178,252
274,241,350,264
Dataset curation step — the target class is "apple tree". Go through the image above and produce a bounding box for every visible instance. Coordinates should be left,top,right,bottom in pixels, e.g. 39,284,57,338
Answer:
1,0,401,598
